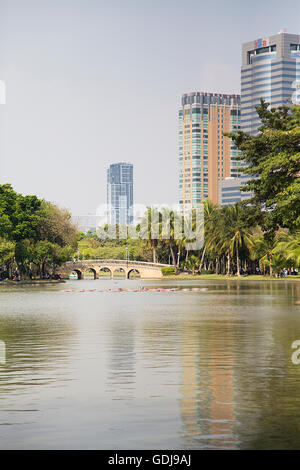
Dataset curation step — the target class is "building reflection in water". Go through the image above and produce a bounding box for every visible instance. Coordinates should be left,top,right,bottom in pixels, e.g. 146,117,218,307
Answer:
180,317,237,449
179,281,300,449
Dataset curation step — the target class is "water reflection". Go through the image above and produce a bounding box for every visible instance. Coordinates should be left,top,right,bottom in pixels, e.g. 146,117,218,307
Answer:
0,280,299,449
180,318,237,449
106,320,136,400
176,281,300,449
0,315,75,393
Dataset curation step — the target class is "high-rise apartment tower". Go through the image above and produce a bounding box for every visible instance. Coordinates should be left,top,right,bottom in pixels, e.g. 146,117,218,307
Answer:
179,92,242,211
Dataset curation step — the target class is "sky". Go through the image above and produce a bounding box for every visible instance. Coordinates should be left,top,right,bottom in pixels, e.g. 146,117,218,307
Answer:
0,0,300,216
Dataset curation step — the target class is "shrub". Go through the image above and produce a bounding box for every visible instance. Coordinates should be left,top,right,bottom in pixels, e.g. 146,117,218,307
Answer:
161,266,175,275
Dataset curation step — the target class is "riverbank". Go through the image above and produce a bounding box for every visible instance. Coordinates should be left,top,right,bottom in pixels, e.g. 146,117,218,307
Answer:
0,279,66,285
163,274,300,281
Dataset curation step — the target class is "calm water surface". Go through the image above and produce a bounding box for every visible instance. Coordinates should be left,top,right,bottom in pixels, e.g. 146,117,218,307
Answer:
0,279,300,449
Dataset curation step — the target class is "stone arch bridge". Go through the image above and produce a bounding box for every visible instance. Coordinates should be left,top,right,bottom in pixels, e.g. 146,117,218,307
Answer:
58,259,170,280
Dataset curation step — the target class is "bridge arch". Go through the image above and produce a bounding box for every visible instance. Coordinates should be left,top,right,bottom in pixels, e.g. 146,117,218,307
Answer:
84,268,98,280
71,269,83,280
127,268,141,279
113,267,126,278
99,267,113,278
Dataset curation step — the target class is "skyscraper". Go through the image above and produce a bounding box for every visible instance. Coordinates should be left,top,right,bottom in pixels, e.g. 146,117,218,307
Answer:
241,30,300,134
107,162,133,225
179,92,242,211
218,176,252,206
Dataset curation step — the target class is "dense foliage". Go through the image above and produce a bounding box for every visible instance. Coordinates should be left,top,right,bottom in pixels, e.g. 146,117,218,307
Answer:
226,99,300,233
0,184,77,279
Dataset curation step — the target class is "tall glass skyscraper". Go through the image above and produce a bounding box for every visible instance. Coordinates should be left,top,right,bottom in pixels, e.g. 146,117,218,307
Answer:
179,92,242,211
241,31,300,134
107,162,133,225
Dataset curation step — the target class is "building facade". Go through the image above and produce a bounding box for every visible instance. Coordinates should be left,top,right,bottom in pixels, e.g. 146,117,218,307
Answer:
241,30,300,134
179,92,242,211
107,162,133,225
218,176,253,206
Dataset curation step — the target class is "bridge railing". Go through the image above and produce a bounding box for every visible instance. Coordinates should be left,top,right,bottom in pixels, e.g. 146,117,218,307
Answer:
64,259,172,268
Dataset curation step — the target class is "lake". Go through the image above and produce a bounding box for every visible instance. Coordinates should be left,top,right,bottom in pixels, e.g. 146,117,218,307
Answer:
0,279,300,449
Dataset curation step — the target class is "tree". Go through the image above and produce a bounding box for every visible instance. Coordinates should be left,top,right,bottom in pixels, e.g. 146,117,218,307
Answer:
219,204,254,276
274,231,300,267
0,184,17,239
226,99,300,233
201,200,221,271
0,184,78,279
250,234,278,277
138,207,160,263
159,207,181,272
0,238,15,277
185,255,200,275
38,201,77,248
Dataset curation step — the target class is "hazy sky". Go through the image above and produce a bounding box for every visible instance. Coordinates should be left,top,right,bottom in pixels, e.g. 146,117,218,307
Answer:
0,0,299,215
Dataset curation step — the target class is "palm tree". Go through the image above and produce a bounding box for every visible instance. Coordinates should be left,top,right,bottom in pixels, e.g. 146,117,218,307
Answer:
160,207,178,272
250,235,277,276
274,231,300,267
199,200,219,271
176,236,186,269
219,204,254,276
185,255,200,275
139,207,160,263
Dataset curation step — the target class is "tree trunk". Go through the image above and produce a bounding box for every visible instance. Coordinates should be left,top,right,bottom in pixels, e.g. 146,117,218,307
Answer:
152,246,157,264
216,257,220,275
177,249,181,268
170,245,177,273
199,245,206,271
227,251,231,276
236,245,241,277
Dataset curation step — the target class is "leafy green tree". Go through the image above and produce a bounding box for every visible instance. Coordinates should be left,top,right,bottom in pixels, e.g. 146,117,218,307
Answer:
52,245,74,276
0,184,78,279
0,238,15,277
0,184,17,239
226,100,300,233
14,240,35,277
38,201,77,248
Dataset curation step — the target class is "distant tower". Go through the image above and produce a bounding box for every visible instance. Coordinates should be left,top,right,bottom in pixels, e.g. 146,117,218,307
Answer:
107,162,133,225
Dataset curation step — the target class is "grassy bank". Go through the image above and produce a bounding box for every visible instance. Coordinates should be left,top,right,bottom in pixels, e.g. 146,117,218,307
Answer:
162,274,300,281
